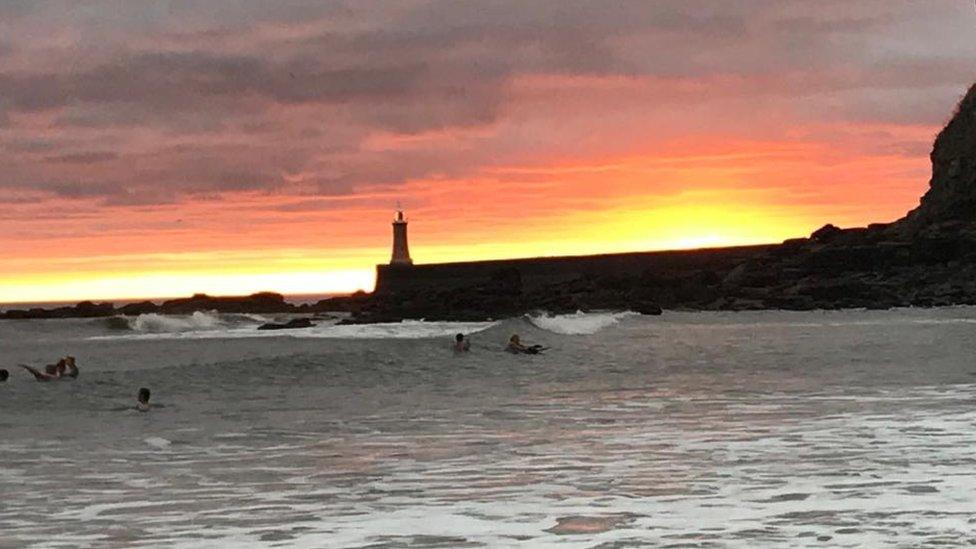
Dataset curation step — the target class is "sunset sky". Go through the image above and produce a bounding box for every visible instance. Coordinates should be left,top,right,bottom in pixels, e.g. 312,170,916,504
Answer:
1,1,975,303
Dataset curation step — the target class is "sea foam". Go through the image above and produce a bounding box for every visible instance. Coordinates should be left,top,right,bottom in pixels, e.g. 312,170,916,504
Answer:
122,311,272,333
143,437,172,449
130,311,225,333
93,318,497,340
527,311,637,335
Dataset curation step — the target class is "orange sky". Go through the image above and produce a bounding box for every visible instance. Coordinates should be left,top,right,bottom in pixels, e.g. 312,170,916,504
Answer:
0,2,974,303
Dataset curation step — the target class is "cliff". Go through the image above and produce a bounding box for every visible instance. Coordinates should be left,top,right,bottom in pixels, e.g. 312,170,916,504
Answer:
900,83,976,232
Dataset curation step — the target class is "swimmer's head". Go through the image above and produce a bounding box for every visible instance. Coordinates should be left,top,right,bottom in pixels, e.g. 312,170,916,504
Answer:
137,387,151,404
510,334,520,344
456,333,464,343
0,369,8,382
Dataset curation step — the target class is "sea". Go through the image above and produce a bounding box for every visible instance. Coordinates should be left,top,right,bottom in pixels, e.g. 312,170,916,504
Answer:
2,307,976,548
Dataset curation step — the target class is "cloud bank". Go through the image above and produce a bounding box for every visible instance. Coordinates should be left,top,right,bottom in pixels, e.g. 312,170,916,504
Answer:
0,1,975,299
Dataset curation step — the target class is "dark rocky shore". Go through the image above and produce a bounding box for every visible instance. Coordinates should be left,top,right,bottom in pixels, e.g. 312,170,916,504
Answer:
4,82,976,323
0,292,367,321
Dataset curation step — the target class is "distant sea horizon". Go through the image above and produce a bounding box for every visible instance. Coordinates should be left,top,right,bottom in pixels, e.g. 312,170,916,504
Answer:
0,292,352,311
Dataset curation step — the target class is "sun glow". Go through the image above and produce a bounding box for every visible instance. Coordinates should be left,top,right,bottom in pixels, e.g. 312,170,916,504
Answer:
0,268,377,305
0,131,932,305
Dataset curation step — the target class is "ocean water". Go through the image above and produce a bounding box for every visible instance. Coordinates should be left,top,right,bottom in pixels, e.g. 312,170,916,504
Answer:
2,307,976,548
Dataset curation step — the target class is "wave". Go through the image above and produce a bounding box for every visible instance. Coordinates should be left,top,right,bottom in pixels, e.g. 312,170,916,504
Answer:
103,316,133,330
143,437,172,449
93,310,635,340
306,319,499,339
132,311,225,332
92,317,497,341
527,311,638,335
105,311,271,334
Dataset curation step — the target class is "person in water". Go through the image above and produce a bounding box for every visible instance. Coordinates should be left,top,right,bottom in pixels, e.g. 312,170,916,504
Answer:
63,356,79,378
137,388,151,412
21,359,66,382
43,357,65,375
506,334,547,354
0,369,8,382
453,333,471,353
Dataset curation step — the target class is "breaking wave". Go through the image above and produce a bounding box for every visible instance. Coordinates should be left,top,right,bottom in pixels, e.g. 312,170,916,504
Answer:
301,320,497,339
106,311,270,334
96,310,637,340
94,316,496,340
132,311,224,332
527,311,638,335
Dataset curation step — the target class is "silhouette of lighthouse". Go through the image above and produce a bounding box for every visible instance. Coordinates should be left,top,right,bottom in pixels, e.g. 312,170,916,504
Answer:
390,203,413,265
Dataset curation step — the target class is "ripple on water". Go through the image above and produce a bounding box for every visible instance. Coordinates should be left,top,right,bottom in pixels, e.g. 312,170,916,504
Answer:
6,309,976,547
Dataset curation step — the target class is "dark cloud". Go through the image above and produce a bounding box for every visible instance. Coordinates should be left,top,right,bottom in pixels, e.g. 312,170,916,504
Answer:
0,0,973,206
0,52,427,111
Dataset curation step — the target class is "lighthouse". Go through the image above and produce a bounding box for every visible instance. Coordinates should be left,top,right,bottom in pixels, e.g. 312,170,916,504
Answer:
390,205,413,265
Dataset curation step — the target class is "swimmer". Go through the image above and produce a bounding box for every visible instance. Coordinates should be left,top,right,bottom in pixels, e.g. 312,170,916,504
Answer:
137,388,151,412
453,333,471,353
20,360,65,382
506,334,547,355
63,356,79,378
39,357,77,378
43,358,65,376
0,369,8,382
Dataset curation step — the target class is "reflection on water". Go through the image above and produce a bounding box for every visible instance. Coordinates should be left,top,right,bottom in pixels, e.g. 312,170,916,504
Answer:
2,308,976,547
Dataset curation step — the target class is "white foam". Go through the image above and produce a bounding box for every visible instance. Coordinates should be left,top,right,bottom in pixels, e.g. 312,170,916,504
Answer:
143,437,172,449
130,311,226,333
306,319,497,339
92,319,497,341
528,311,637,335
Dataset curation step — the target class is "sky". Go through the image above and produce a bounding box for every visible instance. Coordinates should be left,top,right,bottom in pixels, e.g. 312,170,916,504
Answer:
1,1,975,303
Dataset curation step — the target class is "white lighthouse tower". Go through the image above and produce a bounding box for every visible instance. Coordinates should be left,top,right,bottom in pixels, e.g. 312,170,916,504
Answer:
390,204,413,265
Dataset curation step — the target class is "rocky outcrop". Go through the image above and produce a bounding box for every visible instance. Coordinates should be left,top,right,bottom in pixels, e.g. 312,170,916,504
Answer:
0,301,116,319
117,301,160,316
158,292,295,314
0,290,374,320
900,83,976,233
257,318,315,330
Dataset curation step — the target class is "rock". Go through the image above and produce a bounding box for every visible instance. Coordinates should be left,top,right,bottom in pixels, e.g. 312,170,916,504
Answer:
118,301,160,316
257,318,315,330
722,263,750,286
311,313,338,320
489,267,523,294
160,292,295,314
720,298,767,311
71,301,115,317
900,83,976,232
633,302,663,315
811,223,843,242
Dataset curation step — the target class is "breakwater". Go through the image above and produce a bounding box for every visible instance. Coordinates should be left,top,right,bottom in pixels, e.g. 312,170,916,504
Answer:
374,245,774,295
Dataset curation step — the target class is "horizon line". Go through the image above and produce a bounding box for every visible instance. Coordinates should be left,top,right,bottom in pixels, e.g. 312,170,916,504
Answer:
0,239,791,308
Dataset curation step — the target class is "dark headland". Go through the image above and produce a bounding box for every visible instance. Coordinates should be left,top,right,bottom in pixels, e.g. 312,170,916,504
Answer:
4,82,976,324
